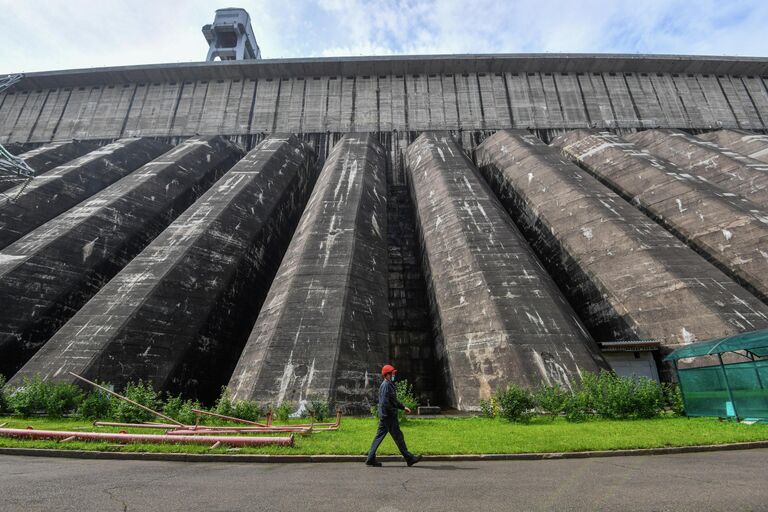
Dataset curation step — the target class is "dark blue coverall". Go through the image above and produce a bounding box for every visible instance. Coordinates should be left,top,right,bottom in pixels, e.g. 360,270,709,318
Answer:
366,379,416,464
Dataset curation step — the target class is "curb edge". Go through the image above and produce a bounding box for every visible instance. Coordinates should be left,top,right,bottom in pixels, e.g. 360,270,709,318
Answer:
2,440,768,463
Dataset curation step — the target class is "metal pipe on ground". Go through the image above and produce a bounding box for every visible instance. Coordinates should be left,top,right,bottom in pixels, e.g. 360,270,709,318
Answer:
256,409,343,429
189,405,343,430
191,408,267,427
71,372,183,427
0,428,294,447
165,428,312,436
93,422,177,430
92,409,342,432
92,422,318,433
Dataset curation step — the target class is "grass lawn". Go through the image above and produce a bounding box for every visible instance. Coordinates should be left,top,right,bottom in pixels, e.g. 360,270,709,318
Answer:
1,415,767,456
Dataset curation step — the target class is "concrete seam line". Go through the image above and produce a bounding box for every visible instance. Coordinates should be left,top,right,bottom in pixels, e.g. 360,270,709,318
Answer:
1,441,768,463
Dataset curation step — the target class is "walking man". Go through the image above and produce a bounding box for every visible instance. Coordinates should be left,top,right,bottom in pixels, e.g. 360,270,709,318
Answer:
365,364,422,467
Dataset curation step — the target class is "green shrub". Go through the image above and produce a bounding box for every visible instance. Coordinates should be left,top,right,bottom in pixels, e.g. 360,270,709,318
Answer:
44,383,84,418
495,384,535,423
163,395,201,425
306,396,330,422
533,384,569,420
0,375,8,415
5,377,84,418
563,390,591,422
233,400,262,422
581,371,664,420
274,401,295,422
663,383,685,416
213,387,235,418
479,397,499,418
578,371,599,411
592,372,633,418
6,376,48,416
77,389,112,420
631,377,665,419
111,381,159,423
210,387,263,422
395,379,418,421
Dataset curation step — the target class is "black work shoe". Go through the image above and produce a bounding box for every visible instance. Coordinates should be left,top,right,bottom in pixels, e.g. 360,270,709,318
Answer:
365,461,382,467
407,455,422,467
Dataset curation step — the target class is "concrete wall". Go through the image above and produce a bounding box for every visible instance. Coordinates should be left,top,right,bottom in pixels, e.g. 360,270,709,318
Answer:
475,131,768,368
0,137,243,379
5,53,768,403
0,138,171,249
553,129,768,305
0,140,102,193
4,69,768,143
12,135,316,401
698,129,768,163
626,129,768,206
407,132,606,410
228,134,389,412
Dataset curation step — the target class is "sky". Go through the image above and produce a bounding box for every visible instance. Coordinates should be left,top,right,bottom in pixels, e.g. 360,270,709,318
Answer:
1,0,768,74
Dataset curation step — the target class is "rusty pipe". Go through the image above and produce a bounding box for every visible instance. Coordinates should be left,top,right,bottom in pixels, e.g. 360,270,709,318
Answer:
0,428,293,447
273,409,343,428
165,428,311,436
93,422,177,429
93,422,311,433
191,409,267,427
69,372,183,426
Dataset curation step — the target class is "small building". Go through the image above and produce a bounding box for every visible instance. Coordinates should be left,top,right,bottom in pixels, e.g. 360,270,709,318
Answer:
599,340,661,382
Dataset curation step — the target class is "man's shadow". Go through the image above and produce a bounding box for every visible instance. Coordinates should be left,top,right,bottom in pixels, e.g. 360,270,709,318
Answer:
382,464,476,471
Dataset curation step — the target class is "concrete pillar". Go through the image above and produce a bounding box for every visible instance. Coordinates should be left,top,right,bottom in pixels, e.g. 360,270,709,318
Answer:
476,130,768,365
0,138,172,249
553,129,768,305
0,136,243,379
408,132,606,410
228,134,389,413
697,129,768,164
0,140,102,193
625,129,768,205
11,135,316,399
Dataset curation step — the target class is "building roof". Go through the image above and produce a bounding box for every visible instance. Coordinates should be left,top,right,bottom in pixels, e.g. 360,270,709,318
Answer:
664,328,768,361
598,340,660,352
13,53,768,90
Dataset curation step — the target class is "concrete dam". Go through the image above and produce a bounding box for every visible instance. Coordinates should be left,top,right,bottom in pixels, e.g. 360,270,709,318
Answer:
3,53,768,411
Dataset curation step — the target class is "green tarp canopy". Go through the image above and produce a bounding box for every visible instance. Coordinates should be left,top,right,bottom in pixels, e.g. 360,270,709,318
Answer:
664,328,768,420
664,328,768,361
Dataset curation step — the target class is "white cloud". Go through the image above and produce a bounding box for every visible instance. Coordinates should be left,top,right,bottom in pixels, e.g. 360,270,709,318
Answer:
0,0,766,74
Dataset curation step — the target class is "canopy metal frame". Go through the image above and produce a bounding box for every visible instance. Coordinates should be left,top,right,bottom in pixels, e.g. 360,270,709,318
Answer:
666,328,768,422
0,74,36,204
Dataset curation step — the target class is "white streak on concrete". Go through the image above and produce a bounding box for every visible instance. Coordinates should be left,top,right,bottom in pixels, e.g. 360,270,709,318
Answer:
81,238,97,262
371,213,381,238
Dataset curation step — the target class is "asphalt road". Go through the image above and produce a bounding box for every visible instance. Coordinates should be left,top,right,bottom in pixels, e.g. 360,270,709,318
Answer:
1,450,767,511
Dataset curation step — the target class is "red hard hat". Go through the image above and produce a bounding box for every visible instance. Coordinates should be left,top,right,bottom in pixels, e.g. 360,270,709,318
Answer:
381,364,397,377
